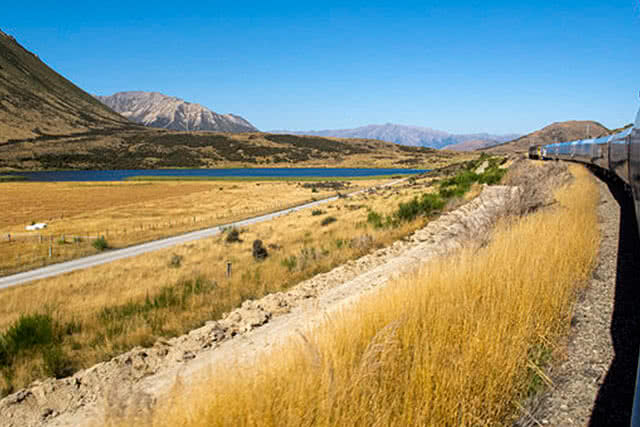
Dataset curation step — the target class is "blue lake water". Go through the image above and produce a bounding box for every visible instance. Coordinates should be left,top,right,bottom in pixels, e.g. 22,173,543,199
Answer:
6,168,428,182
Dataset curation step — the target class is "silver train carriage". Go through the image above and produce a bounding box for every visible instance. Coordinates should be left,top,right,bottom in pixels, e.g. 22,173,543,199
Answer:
533,108,640,426
532,108,640,229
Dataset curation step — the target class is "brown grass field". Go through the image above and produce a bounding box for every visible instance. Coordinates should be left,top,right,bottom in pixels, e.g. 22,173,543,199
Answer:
132,164,600,426
0,164,485,393
0,179,362,275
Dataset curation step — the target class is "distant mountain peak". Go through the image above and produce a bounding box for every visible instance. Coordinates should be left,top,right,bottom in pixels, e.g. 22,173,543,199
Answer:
274,124,518,150
96,91,258,133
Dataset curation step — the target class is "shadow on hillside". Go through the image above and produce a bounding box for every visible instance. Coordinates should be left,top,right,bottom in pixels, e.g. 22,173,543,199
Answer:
588,169,640,427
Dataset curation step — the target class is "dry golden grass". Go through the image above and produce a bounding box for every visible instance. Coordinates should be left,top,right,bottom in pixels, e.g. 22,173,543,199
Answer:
0,179,362,274
0,173,444,392
138,164,599,426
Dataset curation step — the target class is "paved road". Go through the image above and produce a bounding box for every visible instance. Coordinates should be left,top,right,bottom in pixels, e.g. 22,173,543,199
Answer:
0,177,407,290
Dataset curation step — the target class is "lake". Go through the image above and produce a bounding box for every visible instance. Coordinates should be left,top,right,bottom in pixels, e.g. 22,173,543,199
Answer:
5,168,428,182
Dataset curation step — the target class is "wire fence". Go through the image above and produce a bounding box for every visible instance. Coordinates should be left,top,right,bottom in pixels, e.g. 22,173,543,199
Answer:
0,198,320,275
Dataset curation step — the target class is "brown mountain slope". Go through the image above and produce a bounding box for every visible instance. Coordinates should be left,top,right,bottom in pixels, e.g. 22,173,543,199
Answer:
0,129,464,171
484,121,610,154
0,31,468,171
0,29,133,144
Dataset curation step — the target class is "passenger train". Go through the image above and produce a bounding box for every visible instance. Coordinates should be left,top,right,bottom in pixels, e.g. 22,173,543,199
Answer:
529,108,640,235
530,107,640,426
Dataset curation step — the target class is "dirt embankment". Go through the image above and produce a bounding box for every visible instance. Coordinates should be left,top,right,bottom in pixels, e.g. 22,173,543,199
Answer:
0,161,574,426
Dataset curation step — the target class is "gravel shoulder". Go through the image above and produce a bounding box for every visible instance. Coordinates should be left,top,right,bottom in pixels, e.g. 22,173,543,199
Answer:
523,173,636,426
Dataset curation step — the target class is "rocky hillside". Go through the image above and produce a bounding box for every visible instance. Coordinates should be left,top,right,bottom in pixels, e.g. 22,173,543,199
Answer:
0,29,132,144
97,91,257,133
276,124,518,149
484,121,610,153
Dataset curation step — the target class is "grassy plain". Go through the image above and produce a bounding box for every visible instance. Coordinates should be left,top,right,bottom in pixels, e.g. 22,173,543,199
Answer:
138,164,600,426
0,157,504,395
0,168,454,393
0,179,352,275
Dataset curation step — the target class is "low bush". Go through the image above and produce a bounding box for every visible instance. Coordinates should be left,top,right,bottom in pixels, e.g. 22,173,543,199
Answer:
311,209,325,216
252,240,269,261
169,254,183,268
0,313,75,391
92,236,109,251
395,193,445,223
367,211,385,229
226,229,241,243
321,216,337,226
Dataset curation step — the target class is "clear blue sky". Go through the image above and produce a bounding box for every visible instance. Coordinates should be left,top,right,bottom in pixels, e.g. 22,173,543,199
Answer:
3,1,639,134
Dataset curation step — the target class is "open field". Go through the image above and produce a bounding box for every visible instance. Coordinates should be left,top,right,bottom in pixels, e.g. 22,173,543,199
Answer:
0,156,503,394
143,164,599,426
0,179,359,275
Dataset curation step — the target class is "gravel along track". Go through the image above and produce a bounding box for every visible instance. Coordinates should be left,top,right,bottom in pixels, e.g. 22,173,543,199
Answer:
521,172,640,426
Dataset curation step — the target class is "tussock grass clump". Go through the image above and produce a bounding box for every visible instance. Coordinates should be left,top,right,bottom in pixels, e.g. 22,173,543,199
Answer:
320,216,337,226
147,165,598,426
92,236,108,251
0,313,75,394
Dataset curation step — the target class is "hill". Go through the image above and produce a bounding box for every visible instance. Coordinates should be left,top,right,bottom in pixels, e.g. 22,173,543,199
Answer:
484,121,610,153
0,129,463,171
96,91,257,133
0,29,133,144
274,124,519,149
0,32,468,171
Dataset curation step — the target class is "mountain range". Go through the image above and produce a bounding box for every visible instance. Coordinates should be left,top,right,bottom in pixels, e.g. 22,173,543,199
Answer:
274,124,520,150
96,91,257,133
0,30,459,171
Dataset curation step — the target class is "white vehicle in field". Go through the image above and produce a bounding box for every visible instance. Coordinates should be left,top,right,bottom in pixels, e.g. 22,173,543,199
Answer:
25,223,47,231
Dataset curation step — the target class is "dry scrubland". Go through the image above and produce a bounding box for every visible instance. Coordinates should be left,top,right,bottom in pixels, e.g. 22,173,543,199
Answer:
0,179,347,275
0,157,507,394
132,164,599,426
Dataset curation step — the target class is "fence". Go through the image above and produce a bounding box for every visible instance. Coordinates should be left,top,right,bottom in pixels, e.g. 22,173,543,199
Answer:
0,198,320,275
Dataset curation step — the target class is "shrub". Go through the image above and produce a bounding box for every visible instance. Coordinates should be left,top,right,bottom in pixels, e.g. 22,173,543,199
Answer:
311,209,325,216
321,216,337,226
478,167,506,185
3,313,55,356
169,254,183,268
252,240,268,261
42,345,74,379
367,211,385,229
226,229,241,243
92,236,109,251
395,193,445,223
